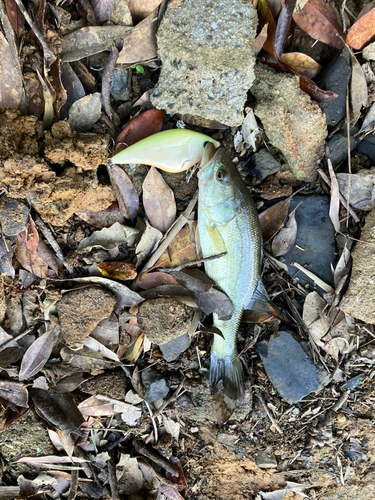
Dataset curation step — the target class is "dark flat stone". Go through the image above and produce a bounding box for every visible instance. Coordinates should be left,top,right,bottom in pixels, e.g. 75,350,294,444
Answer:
281,195,336,289
326,132,358,168
249,149,282,182
257,331,329,403
342,374,365,391
357,134,375,163
317,50,351,127
141,368,169,403
160,333,190,362
0,197,29,236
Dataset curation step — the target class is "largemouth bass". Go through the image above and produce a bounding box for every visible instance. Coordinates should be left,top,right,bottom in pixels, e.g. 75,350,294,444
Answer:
198,147,271,401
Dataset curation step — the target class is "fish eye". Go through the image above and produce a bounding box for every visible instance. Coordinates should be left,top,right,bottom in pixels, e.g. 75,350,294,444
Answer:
216,168,229,182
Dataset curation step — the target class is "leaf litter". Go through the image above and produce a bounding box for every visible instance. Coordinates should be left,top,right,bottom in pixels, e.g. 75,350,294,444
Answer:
1,0,375,498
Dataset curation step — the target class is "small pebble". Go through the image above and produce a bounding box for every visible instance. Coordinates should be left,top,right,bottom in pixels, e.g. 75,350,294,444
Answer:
190,427,199,434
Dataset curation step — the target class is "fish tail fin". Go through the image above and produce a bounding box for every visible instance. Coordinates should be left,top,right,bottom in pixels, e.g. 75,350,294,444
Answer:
209,352,245,402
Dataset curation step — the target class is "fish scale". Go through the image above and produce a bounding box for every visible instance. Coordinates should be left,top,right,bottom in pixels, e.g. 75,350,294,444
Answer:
198,148,264,400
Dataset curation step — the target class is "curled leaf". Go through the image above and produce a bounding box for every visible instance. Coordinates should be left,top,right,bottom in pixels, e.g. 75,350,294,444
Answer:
97,261,137,281
259,197,291,243
271,203,300,256
107,165,139,221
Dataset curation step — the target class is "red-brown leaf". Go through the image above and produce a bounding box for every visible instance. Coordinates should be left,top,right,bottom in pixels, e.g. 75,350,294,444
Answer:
346,8,375,50
293,0,344,49
113,109,165,155
259,198,291,243
75,202,126,229
257,0,278,58
136,272,178,289
143,167,176,234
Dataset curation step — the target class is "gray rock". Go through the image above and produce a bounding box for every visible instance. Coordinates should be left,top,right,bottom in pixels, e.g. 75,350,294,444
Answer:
281,195,336,289
251,65,327,182
68,93,102,132
250,149,282,182
317,50,352,127
326,132,358,168
342,374,365,391
111,69,131,102
151,0,258,127
141,368,169,403
160,333,190,362
255,451,277,469
257,331,329,403
357,134,375,164
0,197,29,236
217,433,237,448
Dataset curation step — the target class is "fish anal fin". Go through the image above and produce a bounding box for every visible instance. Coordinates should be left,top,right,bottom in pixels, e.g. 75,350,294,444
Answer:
244,279,281,321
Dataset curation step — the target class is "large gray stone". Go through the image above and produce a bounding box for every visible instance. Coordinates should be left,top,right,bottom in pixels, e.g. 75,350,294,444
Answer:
152,0,258,127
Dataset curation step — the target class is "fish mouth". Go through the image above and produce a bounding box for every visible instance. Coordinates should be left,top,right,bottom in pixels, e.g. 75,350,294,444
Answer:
198,148,223,183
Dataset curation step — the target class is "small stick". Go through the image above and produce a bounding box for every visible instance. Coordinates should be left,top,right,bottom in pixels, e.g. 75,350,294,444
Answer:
108,459,120,500
346,87,352,228
34,215,74,275
67,469,78,500
255,390,283,434
13,0,56,68
292,261,335,294
145,401,158,443
139,190,199,275
133,440,179,477
157,252,226,272
102,39,124,124
317,169,359,223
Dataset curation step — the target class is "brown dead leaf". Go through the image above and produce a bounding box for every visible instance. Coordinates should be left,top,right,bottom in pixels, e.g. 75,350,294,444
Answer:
257,0,278,58
346,8,375,50
107,165,139,221
97,261,137,281
113,109,165,156
154,222,200,269
19,328,55,381
61,26,133,63
336,172,375,211
259,197,291,243
129,0,162,24
75,202,126,229
333,246,352,290
0,380,28,407
5,0,25,39
293,0,344,49
254,23,268,56
271,203,300,256
61,345,115,372
123,332,144,363
143,167,176,233
0,31,23,109
29,388,85,436
77,222,139,253
350,54,368,124
328,159,340,232
116,11,158,65
136,272,178,289
80,337,120,362
280,52,322,79
135,221,163,269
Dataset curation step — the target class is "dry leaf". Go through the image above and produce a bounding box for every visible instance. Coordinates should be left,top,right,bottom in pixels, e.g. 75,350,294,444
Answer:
113,109,164,155
61,26,133,62
0,31,23,109
154,221,200,269
359,102,375,135
274,0,297,60
346,8,375,50
116,12,157,66
259,197,291,243
336,171,375,210
333,246,352,289
124,332,144,363
75,202,126,229
271,203,300,256
257,0,278,58
80,337,120,362
293,0,344,49
328,159,340,232
77,222,139,253
253,23,269,56
97,261,137,281
0,380,28,407
135,221,163,269
19,328,55,381
128,0,163,24
136,272,178,289
143,167,176,233
280,52,322,79
350,54,368,124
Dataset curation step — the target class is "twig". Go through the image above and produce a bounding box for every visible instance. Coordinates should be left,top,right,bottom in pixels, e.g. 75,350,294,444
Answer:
154,378,186,416
292,261,335,293
139,190,199,275
346,87,352,228
145,401,158,443
317,169,359,223
133,441,179,477
157,252,226,272
67,469,78,500
13,0,56,68
108,459,120,500
34,215,74,275
255,390,283,434
102,39,124,124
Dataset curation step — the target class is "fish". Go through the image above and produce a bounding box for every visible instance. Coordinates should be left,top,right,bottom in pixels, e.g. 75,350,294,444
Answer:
198,146,273,401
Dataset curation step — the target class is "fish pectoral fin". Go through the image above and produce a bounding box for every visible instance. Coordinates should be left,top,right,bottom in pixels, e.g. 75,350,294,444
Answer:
206,224,227,256
244,279,281,321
